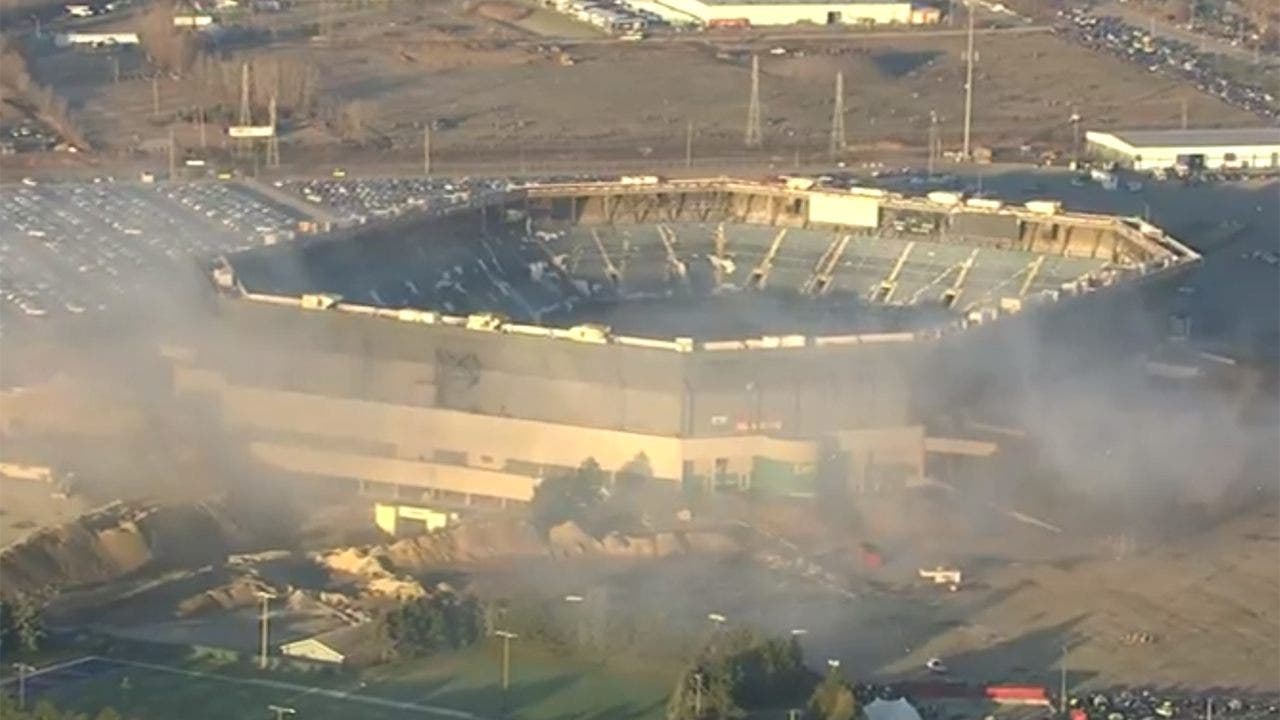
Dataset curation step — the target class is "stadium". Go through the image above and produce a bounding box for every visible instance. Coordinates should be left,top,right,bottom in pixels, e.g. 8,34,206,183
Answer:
169,176,1200,506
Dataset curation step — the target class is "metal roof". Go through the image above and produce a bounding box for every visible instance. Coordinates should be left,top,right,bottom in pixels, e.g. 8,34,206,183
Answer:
1098,127,1280,149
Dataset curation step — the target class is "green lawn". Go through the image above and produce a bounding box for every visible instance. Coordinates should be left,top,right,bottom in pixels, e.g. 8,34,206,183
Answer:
41,642,674,720
363,643,672,720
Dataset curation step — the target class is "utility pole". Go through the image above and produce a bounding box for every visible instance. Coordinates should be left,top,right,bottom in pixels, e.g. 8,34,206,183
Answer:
152,75,160,118
112,56,120,83
13,663,34,711
199,105,207,149
692,672,703,716
423,124,431,176
829,71,846,159
927,110,939,177
267,705,296,720
744,54,762,149
1180,97,1188,129
685,119,694,169
1059,643,1069,715
1206,697,1213,720
267,94,280,168
168,126,176,178
961,2,978,160
257,592,276,670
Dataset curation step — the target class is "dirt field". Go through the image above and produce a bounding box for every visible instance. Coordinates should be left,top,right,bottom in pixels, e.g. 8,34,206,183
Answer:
22,3,1262,169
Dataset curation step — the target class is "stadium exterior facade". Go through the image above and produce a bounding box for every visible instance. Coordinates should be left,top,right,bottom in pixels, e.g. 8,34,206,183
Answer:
169,178,1199,506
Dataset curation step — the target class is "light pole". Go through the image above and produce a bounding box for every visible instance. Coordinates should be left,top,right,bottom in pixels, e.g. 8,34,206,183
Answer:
257,591,277,670
1069,110,1082,167
707,612,727,633
961,1,978,160
1058,642,1069,715
13,663,35,711
495,630,518,690
563,594,586,648
692,671,704,716
267,705,296,720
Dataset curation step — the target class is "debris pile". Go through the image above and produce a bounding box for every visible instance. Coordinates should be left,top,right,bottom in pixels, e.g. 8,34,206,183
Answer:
547,521,744,559
0,500,244,599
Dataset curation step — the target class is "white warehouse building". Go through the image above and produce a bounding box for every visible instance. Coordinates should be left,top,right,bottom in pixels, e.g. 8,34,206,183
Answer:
655,0,939,26
1086,128,1280,172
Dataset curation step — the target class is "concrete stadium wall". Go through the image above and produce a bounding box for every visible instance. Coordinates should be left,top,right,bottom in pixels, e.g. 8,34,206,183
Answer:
207,295,924,439
174,362,932,501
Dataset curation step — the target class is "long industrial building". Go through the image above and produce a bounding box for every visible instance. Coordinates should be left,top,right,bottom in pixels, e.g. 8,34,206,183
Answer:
171,177,1198,506
1086,127,1280,172
655,0,939,26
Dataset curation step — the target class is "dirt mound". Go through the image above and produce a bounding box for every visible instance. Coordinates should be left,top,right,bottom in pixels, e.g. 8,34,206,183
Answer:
0,500,245,599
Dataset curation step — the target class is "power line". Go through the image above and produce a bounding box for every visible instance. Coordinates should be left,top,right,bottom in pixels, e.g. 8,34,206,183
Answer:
744,54,762,149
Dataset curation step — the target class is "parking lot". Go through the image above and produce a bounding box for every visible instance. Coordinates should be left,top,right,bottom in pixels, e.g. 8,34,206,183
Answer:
0,180,305,323
276,176,512,225
1056,7,1278,121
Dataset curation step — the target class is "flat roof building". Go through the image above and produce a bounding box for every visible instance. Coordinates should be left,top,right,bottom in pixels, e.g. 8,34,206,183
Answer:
1086,128,1280,172
655,0,937,26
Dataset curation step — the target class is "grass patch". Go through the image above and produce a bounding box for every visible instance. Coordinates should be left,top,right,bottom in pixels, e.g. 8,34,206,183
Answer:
36,641,674,720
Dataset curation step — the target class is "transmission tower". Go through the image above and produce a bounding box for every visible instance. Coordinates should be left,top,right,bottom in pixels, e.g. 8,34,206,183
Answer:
744,54,762,149
829,71,846,159
267,94,280,167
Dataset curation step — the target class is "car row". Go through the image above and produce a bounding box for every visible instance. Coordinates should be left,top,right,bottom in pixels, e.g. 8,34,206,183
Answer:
0,181,304,321
1057,7,1278,121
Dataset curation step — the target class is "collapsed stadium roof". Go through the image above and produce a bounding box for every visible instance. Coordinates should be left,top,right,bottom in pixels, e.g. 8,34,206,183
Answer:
210,176,1199,353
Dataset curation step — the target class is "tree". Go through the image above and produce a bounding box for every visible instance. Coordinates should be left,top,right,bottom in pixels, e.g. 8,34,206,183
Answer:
806,667,858,720
382,592,485,658
528,459,607,534
0,595,46,654
667,630,812,720
667,662,741,720
138,0,198,75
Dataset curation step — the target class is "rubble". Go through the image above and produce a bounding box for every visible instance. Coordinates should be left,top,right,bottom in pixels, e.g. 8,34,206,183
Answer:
0,500,245,599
